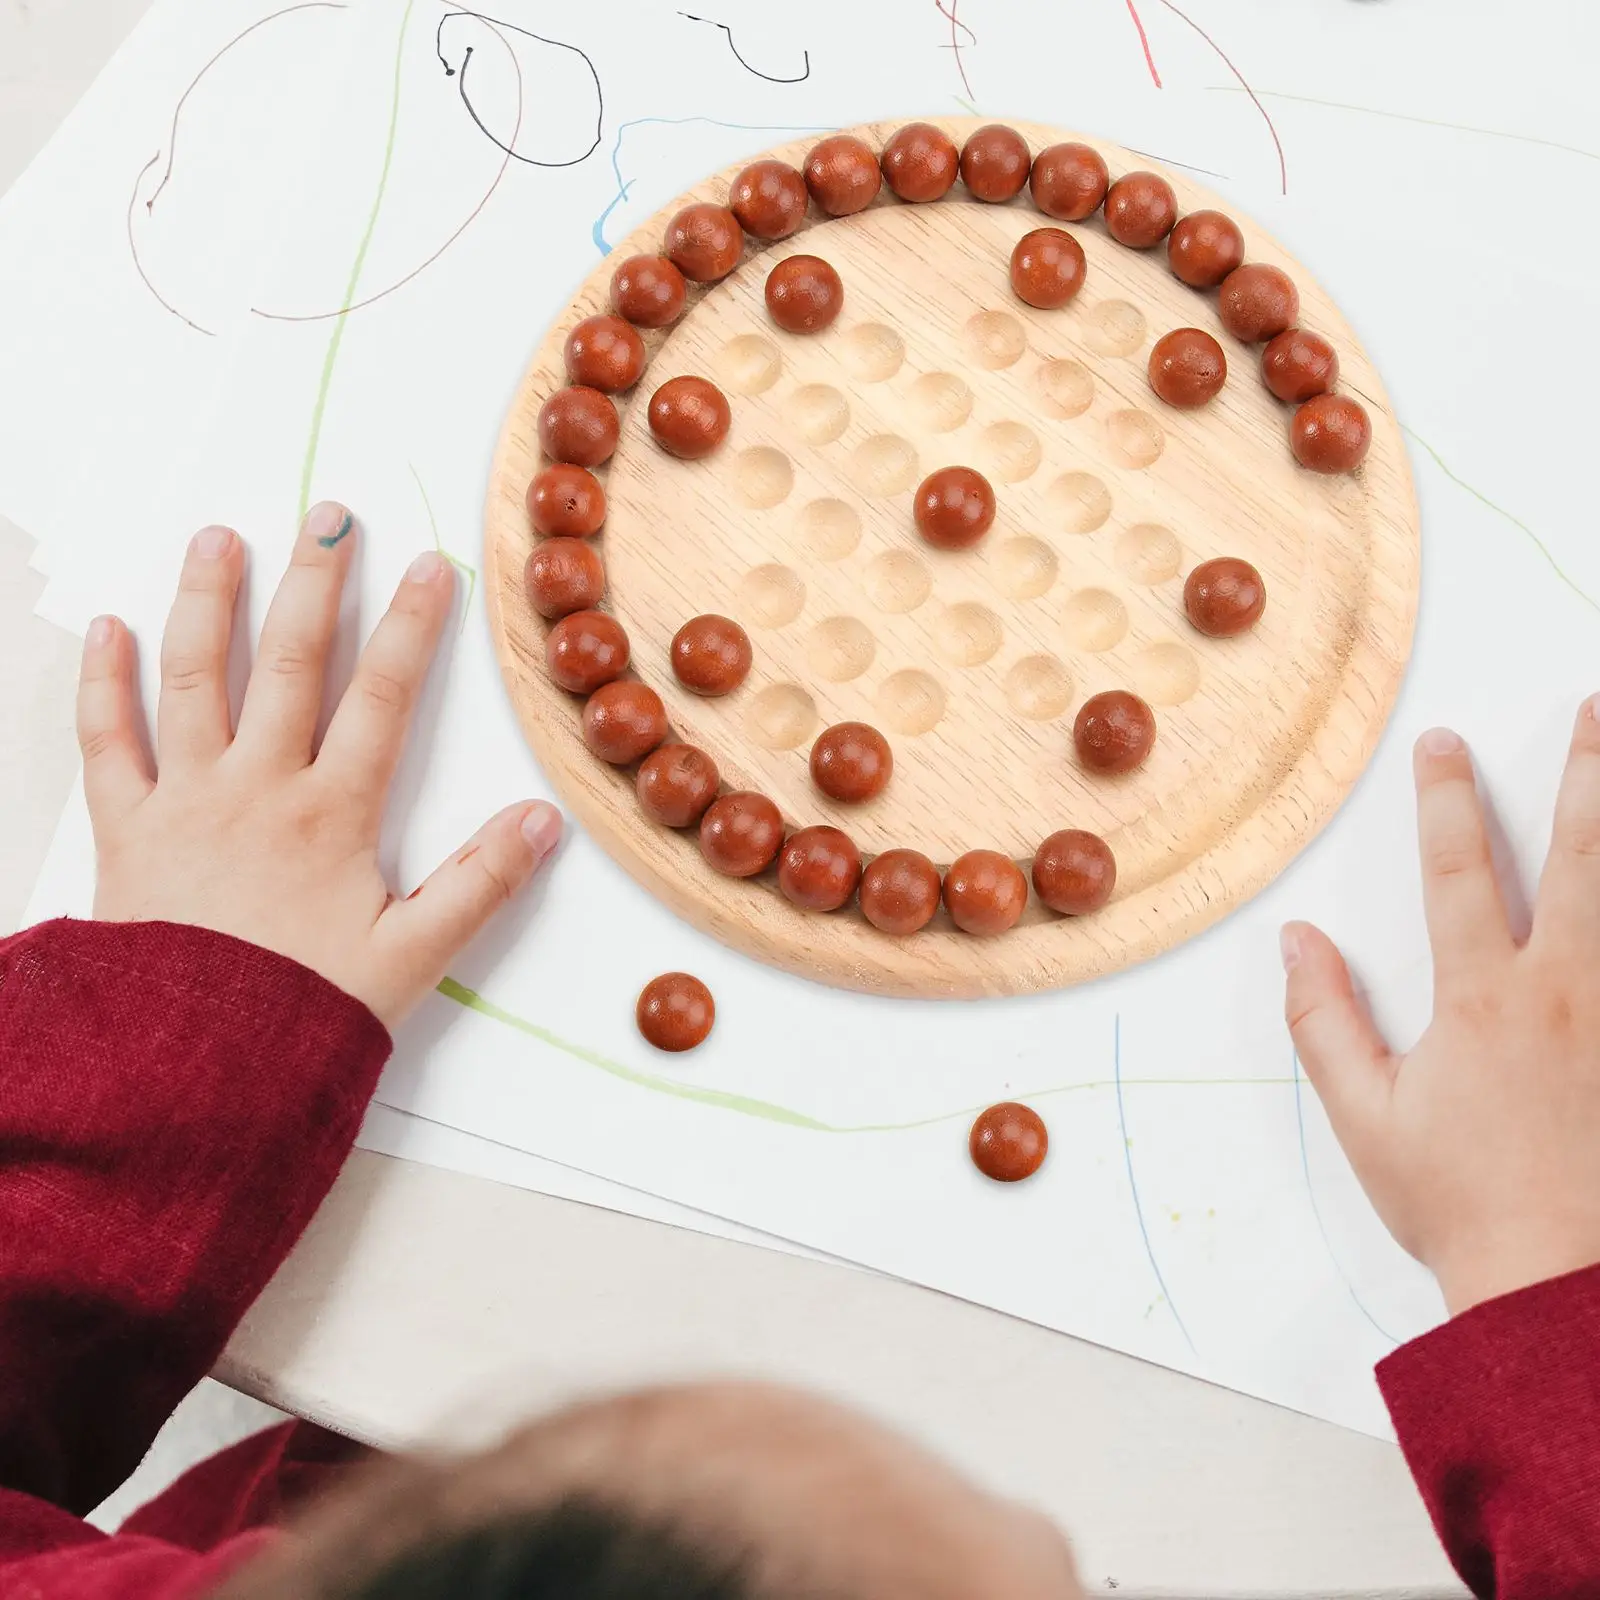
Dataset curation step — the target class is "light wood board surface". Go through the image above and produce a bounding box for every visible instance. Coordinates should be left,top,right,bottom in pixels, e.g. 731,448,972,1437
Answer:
487,118,1419,999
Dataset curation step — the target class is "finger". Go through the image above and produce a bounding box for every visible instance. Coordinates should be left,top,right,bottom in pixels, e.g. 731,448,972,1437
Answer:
158,524,243,768
375,801,563,1008
234,502,356,766
1535,693,1600,941
1282,921,1393,1138
315,551,453,799
1413,728,1514,982
77,615,154,823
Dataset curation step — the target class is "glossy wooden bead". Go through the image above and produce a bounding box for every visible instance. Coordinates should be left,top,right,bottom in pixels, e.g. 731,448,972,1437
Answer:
969,1102,1048,1182
546,609,629,694
730,159,809,239
858,849,942,935
537,386,619,467
880,121,959,202
1291,394,1371,473
803,135,881,216
1074,690,1156,774
526,463,606,536
810,722,892,803
671,614,752,696
648,376,732,459
778,825,862,911
664,203,744,282
582,680,668,765
1010,227,1086,309
914,466,995,550
1032,829,1116,914
765,255,843,334
1028,142,1108,221
1167,210,1244,288
699,791,784,877
636,972,715,1052
1148,328,1227,408
1218,264,1298,343
943,849,1028,936
1184,557,1266,636
1104,171,1177,248
609,254,687,328
636,743,720,828
563,314,646,391
959,124,1030,202
523,537,604,619
1261,329,1338,403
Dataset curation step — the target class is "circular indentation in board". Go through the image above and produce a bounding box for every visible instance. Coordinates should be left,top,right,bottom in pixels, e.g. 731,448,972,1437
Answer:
489,116,1421,999
1061,587,1129,652
934,601,1004,667
734,446,795,509
1033,359,1095,418
738,563,806,627
1129,640,1202,705
875,668,947,735
862,548,933,613
849,433,920,496
976,420,1043,483
1084,299,1147,356
716,333,782,394
1105,408,1165,469
783,383,851,444
840,322,906,381
1004,654,1074,720
995,537,1059,600
1046,471,1113,534
1115,523,1183,584
796,497,861,562
964,309,1027,369
806,615,877,681
907,371,974,432
746,682,817,748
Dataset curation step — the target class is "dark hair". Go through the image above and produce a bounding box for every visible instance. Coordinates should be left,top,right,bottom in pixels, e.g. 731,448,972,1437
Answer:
344,1495,754,1599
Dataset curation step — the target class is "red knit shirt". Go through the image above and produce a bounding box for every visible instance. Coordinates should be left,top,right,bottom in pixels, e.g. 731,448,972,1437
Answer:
0,917,1596,1596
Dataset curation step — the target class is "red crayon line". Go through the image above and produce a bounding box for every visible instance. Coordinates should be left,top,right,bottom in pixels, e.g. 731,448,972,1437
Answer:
1123,0,1163,88
1150,0,1286,193
935,0,975,100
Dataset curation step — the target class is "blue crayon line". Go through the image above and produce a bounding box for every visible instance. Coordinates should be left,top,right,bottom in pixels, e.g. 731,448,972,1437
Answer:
1292,1050,1399,1345
591,115,832,255
1114,1015,1196,1354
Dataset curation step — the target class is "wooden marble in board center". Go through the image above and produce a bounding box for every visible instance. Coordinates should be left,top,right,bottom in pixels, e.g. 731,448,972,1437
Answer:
602,199,1368,878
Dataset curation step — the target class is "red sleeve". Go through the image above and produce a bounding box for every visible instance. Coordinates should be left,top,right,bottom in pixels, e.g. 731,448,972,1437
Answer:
0,917,389,1519
1378,1262,1600,1599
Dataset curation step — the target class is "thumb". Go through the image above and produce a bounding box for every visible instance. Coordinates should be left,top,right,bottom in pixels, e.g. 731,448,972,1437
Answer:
380,800,563,989
1282,920,1393,1139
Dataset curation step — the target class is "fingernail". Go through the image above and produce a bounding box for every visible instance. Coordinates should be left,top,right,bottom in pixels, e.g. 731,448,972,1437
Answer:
192,524,235,559
520,801,563,861
305,500,353,549
1584,694,1600,723
407,549,448,584
1279,923,1303,971
86,615,115,648
1418,726,1462,756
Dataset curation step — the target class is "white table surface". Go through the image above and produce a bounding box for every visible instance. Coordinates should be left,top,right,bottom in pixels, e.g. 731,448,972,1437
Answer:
0,4,1461,1593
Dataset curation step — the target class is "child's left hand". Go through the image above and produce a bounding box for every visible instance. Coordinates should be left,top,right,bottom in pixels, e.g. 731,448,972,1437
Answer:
77,502,562,1027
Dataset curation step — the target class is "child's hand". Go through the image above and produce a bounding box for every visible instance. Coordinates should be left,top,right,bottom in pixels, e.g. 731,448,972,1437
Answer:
1284,706,1600,1315
77,505,562,1027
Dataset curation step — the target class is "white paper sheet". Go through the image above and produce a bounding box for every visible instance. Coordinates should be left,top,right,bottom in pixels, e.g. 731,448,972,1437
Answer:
16,0,1600,1436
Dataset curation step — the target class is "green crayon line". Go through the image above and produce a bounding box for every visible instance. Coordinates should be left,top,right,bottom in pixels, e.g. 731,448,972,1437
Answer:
437,975,1293,1134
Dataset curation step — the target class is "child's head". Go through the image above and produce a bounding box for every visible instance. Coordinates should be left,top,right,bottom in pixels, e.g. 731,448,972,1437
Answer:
219,1382,1083,1598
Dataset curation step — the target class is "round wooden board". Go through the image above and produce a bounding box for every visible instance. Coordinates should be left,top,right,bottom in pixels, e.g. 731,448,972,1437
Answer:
486,118,1419,1000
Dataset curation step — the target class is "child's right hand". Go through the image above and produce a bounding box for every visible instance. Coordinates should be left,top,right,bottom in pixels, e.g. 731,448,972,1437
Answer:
1283,703,1600,1316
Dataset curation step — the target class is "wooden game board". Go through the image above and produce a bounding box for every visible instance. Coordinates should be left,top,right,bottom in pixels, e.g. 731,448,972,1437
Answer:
485,118,1420,999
